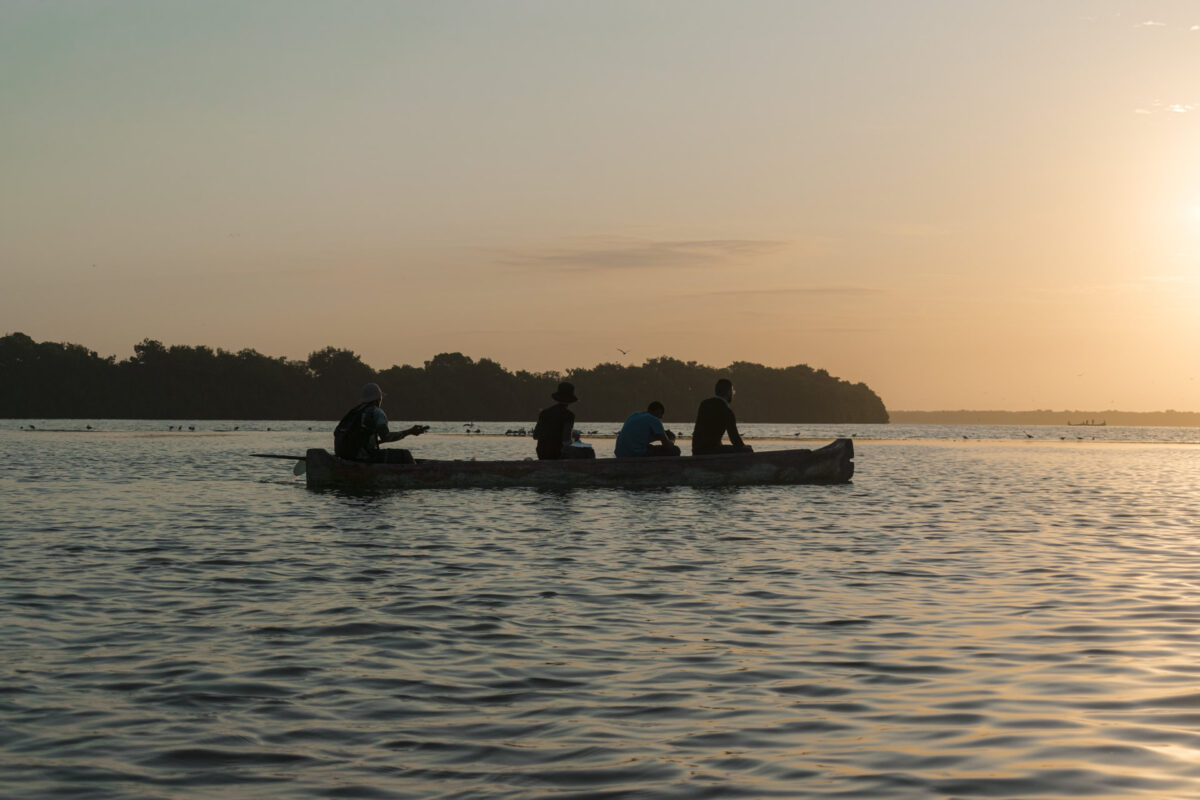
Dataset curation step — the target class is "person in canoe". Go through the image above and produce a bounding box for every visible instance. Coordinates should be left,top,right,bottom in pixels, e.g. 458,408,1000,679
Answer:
691,378,753,455
533,381,577,460
614,401,681,458
334,382,427,464
564,429,596,459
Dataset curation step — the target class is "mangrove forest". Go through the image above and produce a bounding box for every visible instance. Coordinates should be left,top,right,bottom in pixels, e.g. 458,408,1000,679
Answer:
0,333,889,423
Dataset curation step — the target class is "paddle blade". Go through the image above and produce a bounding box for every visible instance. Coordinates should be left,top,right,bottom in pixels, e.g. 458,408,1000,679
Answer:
293,459,307,476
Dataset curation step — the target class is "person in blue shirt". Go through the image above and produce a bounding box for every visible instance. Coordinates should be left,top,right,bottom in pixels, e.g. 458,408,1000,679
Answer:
614,401,681,458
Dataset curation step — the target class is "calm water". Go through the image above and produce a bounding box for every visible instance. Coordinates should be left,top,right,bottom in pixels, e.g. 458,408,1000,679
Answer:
3,421,1200,799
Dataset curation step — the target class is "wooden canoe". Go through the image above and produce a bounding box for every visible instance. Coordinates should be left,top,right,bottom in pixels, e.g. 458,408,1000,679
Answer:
303,438,853,490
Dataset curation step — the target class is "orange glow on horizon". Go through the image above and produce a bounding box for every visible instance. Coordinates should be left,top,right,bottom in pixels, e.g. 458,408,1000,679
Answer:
2,3,1199,412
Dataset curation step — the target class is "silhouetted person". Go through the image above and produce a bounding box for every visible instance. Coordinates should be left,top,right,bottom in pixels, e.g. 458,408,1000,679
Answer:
615,401,681,458
334,382,426,464
533,382,577,460
692,378,753,455
564,428,596,459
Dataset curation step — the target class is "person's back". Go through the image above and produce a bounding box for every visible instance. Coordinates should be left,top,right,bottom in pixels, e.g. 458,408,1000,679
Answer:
334,402,375,459
534,404,574,459
691,379,751,456
614,411,661,457
615,401,680,458
533,381,578,460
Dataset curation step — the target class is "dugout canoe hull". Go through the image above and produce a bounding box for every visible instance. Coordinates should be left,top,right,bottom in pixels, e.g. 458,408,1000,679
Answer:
304,438,853,490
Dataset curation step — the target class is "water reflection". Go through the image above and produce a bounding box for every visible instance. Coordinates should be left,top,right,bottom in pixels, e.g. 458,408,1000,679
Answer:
1,428,1199,797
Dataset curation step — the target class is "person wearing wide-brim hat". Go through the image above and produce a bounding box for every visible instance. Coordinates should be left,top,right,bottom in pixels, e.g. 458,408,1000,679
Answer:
333,382,428,463
533,381,578,460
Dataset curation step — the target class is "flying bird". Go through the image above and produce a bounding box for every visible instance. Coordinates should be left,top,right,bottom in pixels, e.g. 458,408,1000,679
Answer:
616,347,628,355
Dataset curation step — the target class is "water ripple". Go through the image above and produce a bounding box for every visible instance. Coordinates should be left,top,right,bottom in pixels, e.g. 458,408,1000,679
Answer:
3,431,1200,797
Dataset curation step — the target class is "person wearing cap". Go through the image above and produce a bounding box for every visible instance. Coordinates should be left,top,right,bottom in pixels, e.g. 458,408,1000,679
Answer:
532,381,577,460
614,401,681,458
691,378,752,455
333,382,427,463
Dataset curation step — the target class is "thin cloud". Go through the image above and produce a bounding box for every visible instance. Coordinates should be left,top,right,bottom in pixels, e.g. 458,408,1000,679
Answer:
445,328,562,335
493,236,789,272
1135,20,1167,27
1033,276,1199,298
690,286,885,298
805,326,882,333
874,222,950,239
1139,274,1200,287
1133,99,1195,115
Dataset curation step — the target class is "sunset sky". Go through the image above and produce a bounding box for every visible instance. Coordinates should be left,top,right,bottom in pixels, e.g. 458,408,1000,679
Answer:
3,1,1199,411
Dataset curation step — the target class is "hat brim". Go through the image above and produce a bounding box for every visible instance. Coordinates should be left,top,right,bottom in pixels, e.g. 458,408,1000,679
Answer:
551,392,577,403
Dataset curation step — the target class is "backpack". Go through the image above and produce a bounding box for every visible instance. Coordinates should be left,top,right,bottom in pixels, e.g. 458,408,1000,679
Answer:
333,403,372,459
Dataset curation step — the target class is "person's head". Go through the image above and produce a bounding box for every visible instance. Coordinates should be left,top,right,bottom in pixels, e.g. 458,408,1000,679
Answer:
552,381,578,404
571,429,583,442
714,378,733,402
647,401,665,419
360,382,384,406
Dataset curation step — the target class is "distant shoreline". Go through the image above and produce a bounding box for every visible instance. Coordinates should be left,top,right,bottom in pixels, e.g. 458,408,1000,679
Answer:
891,410,1200,427
7,411,1200,428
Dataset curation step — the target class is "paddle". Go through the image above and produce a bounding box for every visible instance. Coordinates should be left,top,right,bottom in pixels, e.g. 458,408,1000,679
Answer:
251,453,307,476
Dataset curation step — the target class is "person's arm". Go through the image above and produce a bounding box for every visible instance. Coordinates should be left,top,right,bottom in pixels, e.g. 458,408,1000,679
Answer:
384,424,427,442
725,404,745,448
648,416,673,446
371,408,426,443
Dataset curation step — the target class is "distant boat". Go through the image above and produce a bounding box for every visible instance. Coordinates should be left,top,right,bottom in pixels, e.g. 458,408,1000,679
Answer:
301,439,854,491
1067,419,1106,426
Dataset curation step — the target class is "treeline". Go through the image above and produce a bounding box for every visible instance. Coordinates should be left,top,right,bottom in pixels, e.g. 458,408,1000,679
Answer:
890,410,1200,427
0,332,889,423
